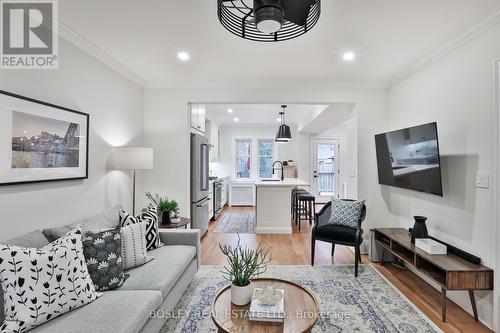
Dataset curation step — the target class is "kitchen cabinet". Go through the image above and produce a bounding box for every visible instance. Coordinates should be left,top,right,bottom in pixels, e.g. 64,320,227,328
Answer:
229,182,255,206
206,119,220,161
190,104,206,134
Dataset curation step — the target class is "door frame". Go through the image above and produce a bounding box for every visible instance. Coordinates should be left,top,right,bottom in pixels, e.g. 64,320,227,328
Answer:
493,59,500,332
310,137,340,202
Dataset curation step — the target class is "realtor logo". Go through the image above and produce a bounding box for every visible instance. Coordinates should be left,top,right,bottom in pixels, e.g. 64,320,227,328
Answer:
1,0,58,69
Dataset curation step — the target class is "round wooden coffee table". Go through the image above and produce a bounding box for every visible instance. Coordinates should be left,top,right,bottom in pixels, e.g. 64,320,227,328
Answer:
211,278,319,333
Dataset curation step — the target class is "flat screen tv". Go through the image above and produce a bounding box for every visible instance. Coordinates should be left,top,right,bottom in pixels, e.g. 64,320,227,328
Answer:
375,122,443,196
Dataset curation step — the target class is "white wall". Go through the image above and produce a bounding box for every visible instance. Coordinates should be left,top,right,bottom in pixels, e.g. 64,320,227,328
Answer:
316,117,358,199
210,125,306,180
388,23,500,329
0,39,144,241
142,86,390,234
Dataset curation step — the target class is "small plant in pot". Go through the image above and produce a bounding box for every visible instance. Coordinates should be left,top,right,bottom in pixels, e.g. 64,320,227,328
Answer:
145,192,180,224
219,235,271,306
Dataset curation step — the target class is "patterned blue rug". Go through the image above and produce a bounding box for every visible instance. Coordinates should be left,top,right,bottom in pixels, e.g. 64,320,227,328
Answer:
161,265,442,333
213,213,256,234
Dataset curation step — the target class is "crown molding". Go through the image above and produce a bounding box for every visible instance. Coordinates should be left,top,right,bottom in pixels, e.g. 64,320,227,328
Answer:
391,6,500,85
57,20,147,87
146,79,390,90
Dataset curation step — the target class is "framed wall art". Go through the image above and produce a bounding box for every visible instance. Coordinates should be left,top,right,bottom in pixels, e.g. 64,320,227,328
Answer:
0,90,89,186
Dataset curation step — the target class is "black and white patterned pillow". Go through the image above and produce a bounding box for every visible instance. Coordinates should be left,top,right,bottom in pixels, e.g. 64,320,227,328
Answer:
0,227,101,333
82,227,128,291
120,222,154,270
119,206,163,251
328,199,365,229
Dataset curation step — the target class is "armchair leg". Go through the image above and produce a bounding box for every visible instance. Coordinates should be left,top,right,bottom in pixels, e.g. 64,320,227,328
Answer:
354,245,360,277
311,237,316,266
331,243,335,257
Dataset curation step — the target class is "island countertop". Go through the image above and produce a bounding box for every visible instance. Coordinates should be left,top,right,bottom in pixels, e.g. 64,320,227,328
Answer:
254,178,310,187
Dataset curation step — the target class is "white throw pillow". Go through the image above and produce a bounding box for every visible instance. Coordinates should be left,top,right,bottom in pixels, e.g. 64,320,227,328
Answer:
119,206,163,251
0,227,101,333
120,222,154,270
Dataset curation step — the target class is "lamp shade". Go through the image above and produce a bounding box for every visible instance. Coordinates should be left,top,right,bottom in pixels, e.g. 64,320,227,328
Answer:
276,124,292,142
112,147,153,170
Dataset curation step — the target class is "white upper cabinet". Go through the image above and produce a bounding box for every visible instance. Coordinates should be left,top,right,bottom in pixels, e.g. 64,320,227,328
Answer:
190,104,206,133
205,118,220,161
209,121,220,161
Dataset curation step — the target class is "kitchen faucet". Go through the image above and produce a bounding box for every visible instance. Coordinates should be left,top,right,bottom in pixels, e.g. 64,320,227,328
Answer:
272,161,284,181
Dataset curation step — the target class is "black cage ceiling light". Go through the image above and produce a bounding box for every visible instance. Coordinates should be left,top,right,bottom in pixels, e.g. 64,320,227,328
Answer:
276,105,292,142
217,0,321,42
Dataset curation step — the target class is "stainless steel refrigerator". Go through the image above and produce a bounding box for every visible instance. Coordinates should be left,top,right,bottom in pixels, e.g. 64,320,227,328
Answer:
191,133,210,236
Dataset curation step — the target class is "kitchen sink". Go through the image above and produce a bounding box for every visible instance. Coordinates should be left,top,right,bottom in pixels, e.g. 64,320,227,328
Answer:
261,179,281,182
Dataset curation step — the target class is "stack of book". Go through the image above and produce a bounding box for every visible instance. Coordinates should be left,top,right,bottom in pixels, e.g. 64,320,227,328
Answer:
249,288,285,322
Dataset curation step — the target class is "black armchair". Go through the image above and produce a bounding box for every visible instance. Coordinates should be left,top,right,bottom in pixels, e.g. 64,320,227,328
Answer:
311,200,367,277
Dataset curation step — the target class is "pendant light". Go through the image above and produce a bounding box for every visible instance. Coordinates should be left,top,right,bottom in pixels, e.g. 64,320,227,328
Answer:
276,105,292,143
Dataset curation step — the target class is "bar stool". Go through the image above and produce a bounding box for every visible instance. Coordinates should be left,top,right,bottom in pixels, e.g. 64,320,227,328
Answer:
291,188,307,219
295,192,316,230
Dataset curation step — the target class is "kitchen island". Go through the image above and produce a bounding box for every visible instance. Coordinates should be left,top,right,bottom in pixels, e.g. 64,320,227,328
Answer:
255,178,310,234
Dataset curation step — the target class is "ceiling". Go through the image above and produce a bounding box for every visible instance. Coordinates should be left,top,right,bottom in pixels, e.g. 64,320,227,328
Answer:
59,0,500,87
205,104,330,127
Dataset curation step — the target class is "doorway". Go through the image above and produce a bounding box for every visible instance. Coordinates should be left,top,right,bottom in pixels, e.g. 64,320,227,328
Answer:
311,138,340,202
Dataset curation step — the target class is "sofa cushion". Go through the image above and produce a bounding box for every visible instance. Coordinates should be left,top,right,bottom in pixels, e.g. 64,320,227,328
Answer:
1,230,50,326
43,209,120,242
0,227,101,333
26,290,162,333
4,230,50,248
119,245,196,297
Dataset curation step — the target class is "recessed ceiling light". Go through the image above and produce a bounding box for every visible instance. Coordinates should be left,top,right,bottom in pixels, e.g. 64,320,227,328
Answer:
233,117,239,122
177,51,190,61
227,109,234,113
342,52,355,61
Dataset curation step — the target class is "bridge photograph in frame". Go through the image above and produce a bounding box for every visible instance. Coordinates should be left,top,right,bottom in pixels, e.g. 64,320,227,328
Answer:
0,90,89,185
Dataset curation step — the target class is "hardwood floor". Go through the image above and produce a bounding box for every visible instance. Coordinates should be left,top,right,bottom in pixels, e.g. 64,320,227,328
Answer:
201,206,493,333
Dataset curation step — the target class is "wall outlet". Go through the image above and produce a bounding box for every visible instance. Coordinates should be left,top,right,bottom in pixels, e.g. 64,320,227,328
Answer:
475,173,489,188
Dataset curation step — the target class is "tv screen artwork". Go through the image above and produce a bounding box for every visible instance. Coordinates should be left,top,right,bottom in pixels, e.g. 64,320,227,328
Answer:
375,122,443,196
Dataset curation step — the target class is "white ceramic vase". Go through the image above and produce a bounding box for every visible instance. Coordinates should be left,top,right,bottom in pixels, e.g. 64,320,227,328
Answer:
231,282,253,306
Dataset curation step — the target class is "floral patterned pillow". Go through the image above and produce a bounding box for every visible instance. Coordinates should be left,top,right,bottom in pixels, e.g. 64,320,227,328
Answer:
0,227,101,333
82,227,128,292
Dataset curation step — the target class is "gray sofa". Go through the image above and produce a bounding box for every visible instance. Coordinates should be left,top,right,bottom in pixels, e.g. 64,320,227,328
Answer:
0,211,200,333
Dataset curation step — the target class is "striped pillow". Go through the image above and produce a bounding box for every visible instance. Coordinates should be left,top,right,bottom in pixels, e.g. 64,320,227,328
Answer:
119,206,163,251
120,222,154,270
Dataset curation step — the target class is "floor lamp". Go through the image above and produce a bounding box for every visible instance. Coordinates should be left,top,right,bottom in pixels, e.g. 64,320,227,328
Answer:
113,147,153,215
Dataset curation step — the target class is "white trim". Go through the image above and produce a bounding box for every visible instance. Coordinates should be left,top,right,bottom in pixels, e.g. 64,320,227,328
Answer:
391,6,500,85
146,79,389,90
57,20,147,87
493,59,500,333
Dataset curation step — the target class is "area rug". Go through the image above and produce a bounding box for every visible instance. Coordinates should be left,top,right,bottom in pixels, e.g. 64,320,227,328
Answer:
213,212,256,234
161,265,442,333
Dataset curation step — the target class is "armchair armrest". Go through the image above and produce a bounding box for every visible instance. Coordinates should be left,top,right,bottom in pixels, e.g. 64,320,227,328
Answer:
159,229,201,268
314,202,332,229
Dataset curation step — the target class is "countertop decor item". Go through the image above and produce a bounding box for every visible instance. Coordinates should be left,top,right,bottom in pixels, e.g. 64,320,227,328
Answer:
217,0,321,42
411,216,428,243
0,90,89,186
219,235,271,306
112,147,153,215
415,238,447,255
145,192,180,225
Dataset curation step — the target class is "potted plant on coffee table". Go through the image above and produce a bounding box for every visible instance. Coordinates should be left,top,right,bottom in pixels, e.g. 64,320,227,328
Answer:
145,192,180,224
219,235,271,306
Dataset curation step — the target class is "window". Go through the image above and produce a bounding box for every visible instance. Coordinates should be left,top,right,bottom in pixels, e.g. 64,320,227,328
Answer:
258,139,274,178
235,139,251,178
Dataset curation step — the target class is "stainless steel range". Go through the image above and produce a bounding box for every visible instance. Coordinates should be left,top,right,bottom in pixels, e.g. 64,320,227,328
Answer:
212,178,224,220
